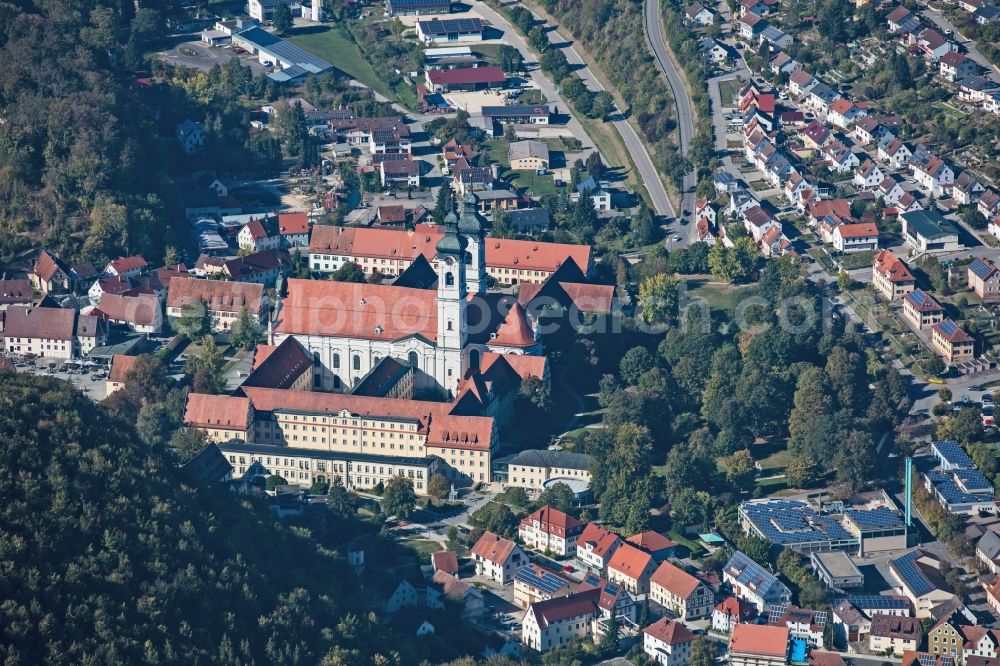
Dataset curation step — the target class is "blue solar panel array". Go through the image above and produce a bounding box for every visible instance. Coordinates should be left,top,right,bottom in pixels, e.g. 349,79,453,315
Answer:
938,319,959,336
908,289,929,305
724,551,786,598
832,595,910,611
969,257,997,281
515,567,567,594
844,507,904,530
740,500,854,546
954,468,993,493
890,550,935,597
417,17,483,34
932,440,975,470
929,474,991,507
766,604,828,629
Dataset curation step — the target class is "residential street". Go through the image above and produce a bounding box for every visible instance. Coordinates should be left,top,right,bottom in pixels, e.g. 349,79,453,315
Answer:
492,0,677,220
643,0,697,235
916,1,1000,82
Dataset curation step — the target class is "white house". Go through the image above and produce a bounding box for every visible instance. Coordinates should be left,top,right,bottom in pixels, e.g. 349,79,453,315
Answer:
517,506,582,557
723,551,791,612
238,218,282,252
854,160,885,190
576,523,622,573
521,590,600,653
643,617,694,666
471,531,529,585
911,155,955,197
176,119,205,155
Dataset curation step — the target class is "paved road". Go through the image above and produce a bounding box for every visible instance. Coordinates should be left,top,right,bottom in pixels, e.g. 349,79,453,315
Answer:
917,1,1000,82
490,1,676,219
643,0,697,234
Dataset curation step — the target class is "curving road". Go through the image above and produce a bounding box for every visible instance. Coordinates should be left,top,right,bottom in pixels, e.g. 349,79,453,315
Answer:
643,0,698,236
476,0,676,220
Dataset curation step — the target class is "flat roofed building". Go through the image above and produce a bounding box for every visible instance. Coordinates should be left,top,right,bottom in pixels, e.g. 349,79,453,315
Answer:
811,551,864,592
387,0,452,15
902,210,962,254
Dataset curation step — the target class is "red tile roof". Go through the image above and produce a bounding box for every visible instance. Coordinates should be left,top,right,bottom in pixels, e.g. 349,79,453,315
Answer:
873,250,914,283
0,279,32,306
730,624,789,658
108,354,138,384
432,550,459,575
167,278,265,314
644,617,695,645
278,212,309,236
650,561,702,599
243,219,268,240
183,393,252,430
608,543,653,580
519,506,581,537
578,523,622,558
835,222,878,239
490,302,535,347
94,293,160,326
526,589,600,629
628,531,678,553
471,531,519,564
32,250,66,282
480,352,547,382
108,255,148,273
486,237,592,273
2,305,76,341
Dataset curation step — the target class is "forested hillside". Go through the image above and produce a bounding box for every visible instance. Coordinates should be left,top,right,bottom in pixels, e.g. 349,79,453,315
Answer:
0,0,177,264
0,372,402,665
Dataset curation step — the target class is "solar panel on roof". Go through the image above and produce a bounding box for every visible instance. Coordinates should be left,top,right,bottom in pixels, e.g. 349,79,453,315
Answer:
515,567,566,594
909,289,927,305
833,595,909,610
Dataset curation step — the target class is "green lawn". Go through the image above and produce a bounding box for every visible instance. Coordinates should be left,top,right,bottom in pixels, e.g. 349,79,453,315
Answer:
749,180,771,192
510,170,557,196
399,539,442,559
756,448,792,472
667,531,706,558
836,249,877,270
684,280,756,314
287,26,394,100
719,79,740,108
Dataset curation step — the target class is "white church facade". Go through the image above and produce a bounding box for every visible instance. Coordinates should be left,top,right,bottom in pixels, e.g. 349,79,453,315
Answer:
273,195,542,396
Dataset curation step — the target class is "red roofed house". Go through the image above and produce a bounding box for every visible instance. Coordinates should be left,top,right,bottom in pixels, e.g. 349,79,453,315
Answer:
644,617,695,666
518,505,583,556
93,292,163,334
832,222,879,253
931,319,975,363
940,51,978,81
431,550,459,576
106,354,138,395
628,531,679,562
577,523,623,572
104,255,149,279
278,212,310,248
650,560,715,619
521,589,601,652
607,542,657,595
30,250,71,294
0,279,33,311
828,99,867,129
471,531,528,584
713,597,759,634
730,624,790,666
872,250,915,301
166,277,266,332
238,218,281,253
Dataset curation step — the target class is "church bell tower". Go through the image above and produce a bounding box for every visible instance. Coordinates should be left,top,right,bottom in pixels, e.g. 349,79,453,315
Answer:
435,213,468,392
458,193,487,294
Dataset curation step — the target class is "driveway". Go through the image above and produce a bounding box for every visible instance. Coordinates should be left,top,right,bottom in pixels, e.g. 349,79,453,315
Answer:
158,38,267,75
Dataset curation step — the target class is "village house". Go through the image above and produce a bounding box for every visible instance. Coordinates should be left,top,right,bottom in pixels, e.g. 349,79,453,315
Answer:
977,531,1000,575
576,523,623,573
380,159,422,188
29,250,71,294
879,138,913,170
985,578,1000,616
789,69,818,97
953,172,985,205
521,590,601,653
427,570,485,617
968,256,1000,303
175,119,205,154
729,624,789,666
687,2,715,24
104,255,148,279
713,597,758,634
939,52,979,81
928,613,969,659
0,279,33,311
223,250,286,287
471,531,528,584
869,615,924,656
441,139,474,174
518,506,582,557
628,531,678,563
853,117,884,145
166,278,266,332
278,212,310,248
897,192,924,215
877,176,907,207
723,551,792,611
872,250,916,301
607,543,657,595
513,564,571,609
238,218,282,253
738,12,766,40
917,28,958,60
902,289,945,330
855,160,885,190
105,354,137,395
887,6,922,33
980,189,1000,221
649,560,715,620
911,155,955,197
801,120,832,150
772,606,826,649
829,99,867,128
92,293,163,334
822,141,860,173
832,222,879,253
931,319,975,364
1,306,107,359
508,140,550,171
643,617,695,666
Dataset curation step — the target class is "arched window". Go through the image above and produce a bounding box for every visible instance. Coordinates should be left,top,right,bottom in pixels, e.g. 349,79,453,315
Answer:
445,272,454,286
332,353,340,369
469,349,480,371
408,351,419,369
353,354,361,371
313,352,321,367
333,376,342,389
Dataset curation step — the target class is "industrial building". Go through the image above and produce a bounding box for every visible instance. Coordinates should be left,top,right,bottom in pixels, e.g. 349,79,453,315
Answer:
739,499,906,554
231,27,334,83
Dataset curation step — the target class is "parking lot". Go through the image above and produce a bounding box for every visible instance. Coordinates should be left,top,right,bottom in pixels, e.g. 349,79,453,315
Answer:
158,37,267,75
7,357,110,401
